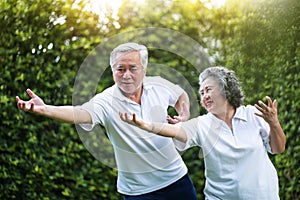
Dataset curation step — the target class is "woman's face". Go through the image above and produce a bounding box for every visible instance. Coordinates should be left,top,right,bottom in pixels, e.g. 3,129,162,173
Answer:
199,77,227,115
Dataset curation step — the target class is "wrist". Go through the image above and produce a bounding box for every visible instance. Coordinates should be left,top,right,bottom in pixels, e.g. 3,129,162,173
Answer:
149,122,165,134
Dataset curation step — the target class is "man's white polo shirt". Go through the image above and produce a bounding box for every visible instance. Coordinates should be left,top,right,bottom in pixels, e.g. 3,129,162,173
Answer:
79,76,188,195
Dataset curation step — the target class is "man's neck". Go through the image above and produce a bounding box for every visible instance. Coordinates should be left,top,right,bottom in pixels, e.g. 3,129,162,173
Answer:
123,86,143,104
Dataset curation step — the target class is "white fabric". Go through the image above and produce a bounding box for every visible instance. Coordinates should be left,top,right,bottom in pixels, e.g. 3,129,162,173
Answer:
79,76,187,195
175,105,279,200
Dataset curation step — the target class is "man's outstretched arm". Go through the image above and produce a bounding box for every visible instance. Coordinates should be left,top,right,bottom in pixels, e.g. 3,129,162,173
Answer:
16,88,91,124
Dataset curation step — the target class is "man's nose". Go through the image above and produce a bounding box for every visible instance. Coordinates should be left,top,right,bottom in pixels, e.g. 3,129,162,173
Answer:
122,69,132,78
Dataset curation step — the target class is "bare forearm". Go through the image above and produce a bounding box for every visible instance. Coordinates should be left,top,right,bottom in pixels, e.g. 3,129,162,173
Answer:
119,112,187,142
269,122,286,154
44,105,91,124
174,92,190,121
145,122,187,143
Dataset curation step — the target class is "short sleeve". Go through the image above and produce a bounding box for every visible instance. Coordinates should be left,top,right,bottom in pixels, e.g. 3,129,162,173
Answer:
143,76,184,106
259,121,272,153
173,117,201,151
78,93,109,131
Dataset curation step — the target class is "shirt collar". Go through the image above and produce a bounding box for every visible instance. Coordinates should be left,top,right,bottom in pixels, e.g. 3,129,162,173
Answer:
207,113,224,129
142,76,154,90
111,85,128,102
207,105,247,127
112,79,153,102
234,106,247,121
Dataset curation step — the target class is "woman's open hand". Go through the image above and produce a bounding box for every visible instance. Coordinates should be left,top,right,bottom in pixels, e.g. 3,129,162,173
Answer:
254,96,279,125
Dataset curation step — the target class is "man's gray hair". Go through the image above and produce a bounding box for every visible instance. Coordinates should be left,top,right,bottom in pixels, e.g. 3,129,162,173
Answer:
110,43,148,70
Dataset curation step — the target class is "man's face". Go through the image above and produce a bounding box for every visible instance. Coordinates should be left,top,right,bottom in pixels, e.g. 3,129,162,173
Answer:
112,51,146,96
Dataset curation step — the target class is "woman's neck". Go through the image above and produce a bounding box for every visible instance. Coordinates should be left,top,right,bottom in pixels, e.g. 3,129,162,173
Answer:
215,103,236,129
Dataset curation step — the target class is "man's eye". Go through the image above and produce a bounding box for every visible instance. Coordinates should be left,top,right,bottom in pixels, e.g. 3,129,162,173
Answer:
117,68,125,72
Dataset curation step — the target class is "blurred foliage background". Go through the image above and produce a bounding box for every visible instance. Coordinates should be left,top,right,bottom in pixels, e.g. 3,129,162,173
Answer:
1,0,299,199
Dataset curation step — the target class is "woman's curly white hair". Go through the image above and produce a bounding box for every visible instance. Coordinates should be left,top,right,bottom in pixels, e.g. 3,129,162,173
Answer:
199,66,244,109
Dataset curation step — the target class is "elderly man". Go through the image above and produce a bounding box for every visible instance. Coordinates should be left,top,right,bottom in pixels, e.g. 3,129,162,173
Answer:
16,43,198,200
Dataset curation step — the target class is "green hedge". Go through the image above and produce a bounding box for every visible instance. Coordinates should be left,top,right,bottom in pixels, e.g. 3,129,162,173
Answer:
1,0,299,199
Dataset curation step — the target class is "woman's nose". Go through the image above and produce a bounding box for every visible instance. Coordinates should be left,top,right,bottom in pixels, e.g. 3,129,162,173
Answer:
202,92,209,100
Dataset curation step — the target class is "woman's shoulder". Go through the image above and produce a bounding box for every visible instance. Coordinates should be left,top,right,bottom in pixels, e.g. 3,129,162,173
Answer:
237,105,256,113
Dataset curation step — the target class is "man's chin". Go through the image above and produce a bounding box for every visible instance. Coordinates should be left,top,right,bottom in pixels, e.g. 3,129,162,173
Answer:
120,87,136,95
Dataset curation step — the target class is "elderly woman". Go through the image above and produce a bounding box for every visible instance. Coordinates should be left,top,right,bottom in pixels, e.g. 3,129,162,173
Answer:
119,66,286,200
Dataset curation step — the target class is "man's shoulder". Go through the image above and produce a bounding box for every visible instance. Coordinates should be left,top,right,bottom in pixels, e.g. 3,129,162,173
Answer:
143,76,184,97
144,76,164,83
94,85,116,99
143,76,176,87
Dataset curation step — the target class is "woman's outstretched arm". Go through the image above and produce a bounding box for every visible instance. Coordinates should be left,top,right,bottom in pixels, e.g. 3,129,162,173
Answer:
119,112,187,143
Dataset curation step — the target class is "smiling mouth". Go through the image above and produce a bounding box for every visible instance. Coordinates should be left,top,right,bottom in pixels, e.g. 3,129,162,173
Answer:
205,101,213,107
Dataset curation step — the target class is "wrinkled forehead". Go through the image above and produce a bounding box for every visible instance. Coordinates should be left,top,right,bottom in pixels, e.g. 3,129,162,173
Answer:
114,51,140,65
199,77,218,90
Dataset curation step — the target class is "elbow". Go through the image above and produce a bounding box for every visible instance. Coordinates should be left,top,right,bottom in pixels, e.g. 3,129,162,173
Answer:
273,147,285,154
175,129,187,143
270,132,286,154
272,143,286,154
273,148,285,154
278,144,286,154
278,135,287,153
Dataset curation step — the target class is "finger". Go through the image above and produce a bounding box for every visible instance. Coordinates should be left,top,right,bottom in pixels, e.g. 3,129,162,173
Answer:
18,102,25,111
26,88,36,98
266,96,272,107
119,112,126,121
173,116,182,122
258,100,268,110
254,112,263,118
174,116,182,120
166,117,175,124
167,119,177,124
127,113,133,121
132,113,137,123
23,102,30,111
30,103,34,111
124,113,129,121
16,96,21,108
16,97,21,109
166,115,178,123
123,113,131,122
254,103,264,112
19,102,25,110
273,99,277,108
